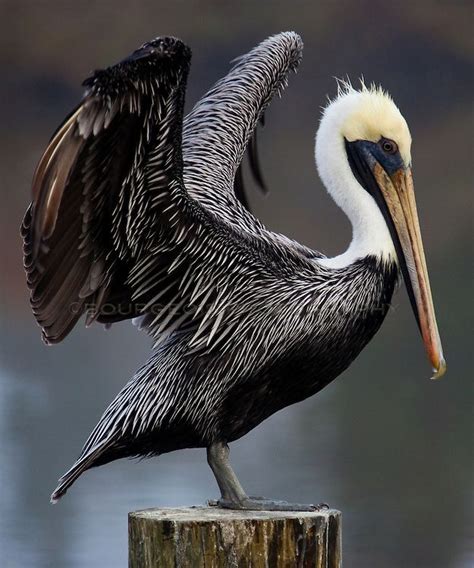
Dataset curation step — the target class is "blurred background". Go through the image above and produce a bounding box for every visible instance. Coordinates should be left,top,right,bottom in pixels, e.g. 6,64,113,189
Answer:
1,1,472,567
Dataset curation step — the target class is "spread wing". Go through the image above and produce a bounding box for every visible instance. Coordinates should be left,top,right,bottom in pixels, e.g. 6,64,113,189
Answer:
22,37,191,343
182,31,319,258
22,32,321,351
129,32,322,349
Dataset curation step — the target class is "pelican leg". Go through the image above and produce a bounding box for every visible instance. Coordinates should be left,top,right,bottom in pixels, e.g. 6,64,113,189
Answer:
206,442,326,512
207,442,247,504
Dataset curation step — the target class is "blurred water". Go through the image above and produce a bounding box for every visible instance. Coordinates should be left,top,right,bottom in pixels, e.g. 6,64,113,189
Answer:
1,2,472,567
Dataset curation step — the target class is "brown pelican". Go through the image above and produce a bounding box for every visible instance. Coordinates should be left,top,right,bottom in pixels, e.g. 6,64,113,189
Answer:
21,32,446,510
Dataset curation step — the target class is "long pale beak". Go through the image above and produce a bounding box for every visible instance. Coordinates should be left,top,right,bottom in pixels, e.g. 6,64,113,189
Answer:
372,164,446,379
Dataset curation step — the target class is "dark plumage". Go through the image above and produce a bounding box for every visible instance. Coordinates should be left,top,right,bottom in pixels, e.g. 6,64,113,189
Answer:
22,32,442,509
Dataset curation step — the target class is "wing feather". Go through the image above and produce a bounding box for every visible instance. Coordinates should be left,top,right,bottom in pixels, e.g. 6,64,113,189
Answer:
23,32,322,352
22,37,191,343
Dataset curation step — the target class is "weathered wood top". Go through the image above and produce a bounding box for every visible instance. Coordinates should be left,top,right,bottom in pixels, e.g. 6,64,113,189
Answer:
130,505,341,522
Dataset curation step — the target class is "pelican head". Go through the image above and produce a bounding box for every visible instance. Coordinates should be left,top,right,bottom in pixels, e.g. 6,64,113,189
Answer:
316,81,446,379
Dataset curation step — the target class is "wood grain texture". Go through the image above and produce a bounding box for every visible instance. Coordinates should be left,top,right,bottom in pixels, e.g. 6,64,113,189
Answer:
129,507,341,567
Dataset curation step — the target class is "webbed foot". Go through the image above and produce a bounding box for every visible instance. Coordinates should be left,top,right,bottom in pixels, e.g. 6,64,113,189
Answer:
208,497,329,512
206,443,329,513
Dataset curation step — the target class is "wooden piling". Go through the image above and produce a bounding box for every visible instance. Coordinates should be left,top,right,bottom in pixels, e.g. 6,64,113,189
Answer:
129,506,341,567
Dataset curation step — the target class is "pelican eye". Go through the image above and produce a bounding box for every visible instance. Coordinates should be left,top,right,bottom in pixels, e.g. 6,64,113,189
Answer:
380,138,398,155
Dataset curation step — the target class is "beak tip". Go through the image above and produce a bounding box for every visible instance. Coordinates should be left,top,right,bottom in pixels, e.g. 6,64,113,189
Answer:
430,356,447,380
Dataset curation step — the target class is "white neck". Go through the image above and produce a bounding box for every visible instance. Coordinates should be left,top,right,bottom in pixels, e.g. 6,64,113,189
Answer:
314,106,396,269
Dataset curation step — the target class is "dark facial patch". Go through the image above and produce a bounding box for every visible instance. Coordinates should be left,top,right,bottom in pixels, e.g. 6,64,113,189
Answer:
345,138,404,176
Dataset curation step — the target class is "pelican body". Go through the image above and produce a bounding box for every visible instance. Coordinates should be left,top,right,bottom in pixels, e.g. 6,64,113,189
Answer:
22,32,445,509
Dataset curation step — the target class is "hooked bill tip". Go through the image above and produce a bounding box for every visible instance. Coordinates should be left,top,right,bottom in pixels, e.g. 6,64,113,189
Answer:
430,357,447,380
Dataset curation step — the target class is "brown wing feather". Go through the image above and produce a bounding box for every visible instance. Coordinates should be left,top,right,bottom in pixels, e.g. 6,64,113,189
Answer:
22,37,191,344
